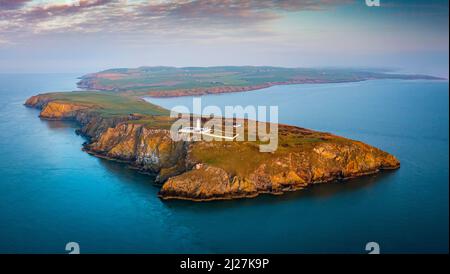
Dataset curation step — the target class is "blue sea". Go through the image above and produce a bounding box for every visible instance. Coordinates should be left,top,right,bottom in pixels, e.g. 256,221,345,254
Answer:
0,74,448,253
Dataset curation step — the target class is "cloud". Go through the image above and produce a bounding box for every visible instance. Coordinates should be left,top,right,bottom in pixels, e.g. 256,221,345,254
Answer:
139,0,355,24
24,0,113,20
0,0,354,37
0,0,31,10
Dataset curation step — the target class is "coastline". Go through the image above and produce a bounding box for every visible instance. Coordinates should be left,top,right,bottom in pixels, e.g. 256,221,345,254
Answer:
79,78,447,98
76,66,445,98
24,90,401,202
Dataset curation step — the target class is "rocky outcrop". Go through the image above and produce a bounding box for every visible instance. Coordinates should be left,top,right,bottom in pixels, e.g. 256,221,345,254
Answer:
25,95,142,140
26,94,188,180
84,123,188,179
25,94,400,202
39,101,90,120
159,139,400,201
25,94,54,109
160,164,259,201
78,118,399,201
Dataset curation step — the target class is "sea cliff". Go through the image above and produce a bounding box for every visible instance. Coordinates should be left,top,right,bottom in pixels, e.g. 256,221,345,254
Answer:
25,93,400,201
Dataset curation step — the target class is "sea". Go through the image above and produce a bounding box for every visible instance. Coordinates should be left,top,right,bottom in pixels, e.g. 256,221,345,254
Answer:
0,73,448,253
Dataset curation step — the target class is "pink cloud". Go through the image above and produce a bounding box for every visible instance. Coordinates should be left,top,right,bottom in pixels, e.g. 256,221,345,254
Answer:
0,0,31,9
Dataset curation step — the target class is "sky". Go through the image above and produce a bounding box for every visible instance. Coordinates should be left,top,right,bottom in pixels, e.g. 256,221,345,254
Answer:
0,0,448,77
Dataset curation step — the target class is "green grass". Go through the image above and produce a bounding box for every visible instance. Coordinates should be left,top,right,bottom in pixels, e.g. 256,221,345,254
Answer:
187,124,343,177
41,91,169,117
79,66,441,95
190,141,272,177
127,116,175,130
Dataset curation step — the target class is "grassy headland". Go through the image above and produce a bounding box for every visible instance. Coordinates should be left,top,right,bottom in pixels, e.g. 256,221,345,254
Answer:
77,66,443,97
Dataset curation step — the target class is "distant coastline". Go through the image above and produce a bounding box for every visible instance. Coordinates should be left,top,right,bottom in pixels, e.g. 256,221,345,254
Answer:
76,66,445,98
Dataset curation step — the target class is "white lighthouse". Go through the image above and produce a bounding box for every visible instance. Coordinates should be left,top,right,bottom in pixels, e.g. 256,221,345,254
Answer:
195,117,201,131
178,117,239,140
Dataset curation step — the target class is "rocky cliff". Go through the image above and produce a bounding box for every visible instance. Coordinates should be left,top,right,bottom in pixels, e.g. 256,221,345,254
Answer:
25,94,400,202
158,129,400,201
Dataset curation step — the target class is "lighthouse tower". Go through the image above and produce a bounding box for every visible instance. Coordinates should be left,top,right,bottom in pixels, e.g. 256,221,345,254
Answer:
195,118,201,131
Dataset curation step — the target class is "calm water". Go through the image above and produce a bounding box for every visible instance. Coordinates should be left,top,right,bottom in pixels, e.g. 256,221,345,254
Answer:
0,74,448,253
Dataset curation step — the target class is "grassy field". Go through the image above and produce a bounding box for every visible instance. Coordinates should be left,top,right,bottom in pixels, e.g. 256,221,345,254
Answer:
41,91,169,117
78,66,441,95
188,124,349,177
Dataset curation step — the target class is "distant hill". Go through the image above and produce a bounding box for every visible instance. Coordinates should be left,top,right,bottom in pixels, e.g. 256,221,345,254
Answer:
77,66,444,97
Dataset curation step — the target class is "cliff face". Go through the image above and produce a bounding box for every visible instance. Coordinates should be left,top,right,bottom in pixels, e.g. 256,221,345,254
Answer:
25,95,142,139
25,94,400,202
159,136,399,201
85,123,188,181
25,95,188,182
39,101,90,119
